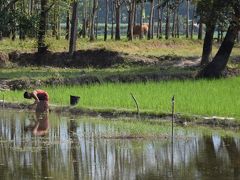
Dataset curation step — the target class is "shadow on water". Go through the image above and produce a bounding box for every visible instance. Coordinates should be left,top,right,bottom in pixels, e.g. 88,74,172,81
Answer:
1,109,240,180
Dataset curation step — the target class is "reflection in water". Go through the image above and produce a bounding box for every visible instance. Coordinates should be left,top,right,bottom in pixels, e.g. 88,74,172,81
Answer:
24,111,50,136
68,119,80,180
41,139,50,179
0,110,240,179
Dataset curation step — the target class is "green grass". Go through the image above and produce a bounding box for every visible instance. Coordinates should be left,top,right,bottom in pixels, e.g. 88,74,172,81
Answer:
2,76,240,119
0,66,193,80
1,37,239,57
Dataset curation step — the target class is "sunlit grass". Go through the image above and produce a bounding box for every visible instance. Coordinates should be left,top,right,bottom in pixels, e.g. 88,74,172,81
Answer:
0,66,192,80
2,76,240,119
2,37,239,57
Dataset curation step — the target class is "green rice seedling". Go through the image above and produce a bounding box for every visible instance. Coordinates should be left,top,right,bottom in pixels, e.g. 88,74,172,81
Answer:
2,76,240,119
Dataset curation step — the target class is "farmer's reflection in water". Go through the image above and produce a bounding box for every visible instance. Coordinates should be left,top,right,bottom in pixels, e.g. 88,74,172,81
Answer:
24,89,50,136
24,110,50,136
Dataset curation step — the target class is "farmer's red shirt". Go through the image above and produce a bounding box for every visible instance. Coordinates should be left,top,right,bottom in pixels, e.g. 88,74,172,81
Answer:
34,89,49,101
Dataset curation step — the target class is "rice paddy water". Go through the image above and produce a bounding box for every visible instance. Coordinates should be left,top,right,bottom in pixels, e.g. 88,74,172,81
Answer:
1,109,240,179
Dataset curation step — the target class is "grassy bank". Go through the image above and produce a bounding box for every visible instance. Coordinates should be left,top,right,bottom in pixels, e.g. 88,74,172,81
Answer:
1,37,240,57
1,76,240,119
0,66,193,81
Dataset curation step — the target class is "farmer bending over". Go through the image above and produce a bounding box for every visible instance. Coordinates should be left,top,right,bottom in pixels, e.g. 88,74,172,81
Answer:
24,89,49,113
24,89,50,136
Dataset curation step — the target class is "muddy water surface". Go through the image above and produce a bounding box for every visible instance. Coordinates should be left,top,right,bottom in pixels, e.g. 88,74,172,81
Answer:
0,110,240,180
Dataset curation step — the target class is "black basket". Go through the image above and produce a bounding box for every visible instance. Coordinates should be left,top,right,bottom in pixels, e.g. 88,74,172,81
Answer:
70,95,80,106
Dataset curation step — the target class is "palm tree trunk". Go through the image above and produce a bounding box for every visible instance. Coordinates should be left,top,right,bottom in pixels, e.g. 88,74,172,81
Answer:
190,6,195,39
156,1,161,38
65,7,70,40
147,0,154,40
165,2,170,40
115,1,121,40
104,0,108,41
172,6,176,38
186,0,189,38
38,0,48,53
139,0,144,39
69,1,78,55
111,0,114,39
90,0,98,41
176,6,180,38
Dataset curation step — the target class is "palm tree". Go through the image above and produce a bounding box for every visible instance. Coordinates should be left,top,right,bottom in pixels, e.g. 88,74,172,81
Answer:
147,0,154,40
69,0,78,55
89,0,98,41
104,0,109,41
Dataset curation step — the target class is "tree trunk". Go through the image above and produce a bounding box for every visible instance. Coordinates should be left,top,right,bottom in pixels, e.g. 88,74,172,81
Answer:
115,2,121,40
0,32,2,41
82,0,87,38
237,31,240,43
165,2,170,40
198,18,203,40
104,0,108,41
176,6,180,38
128,0,136,41
200,24,215,66
139,0,144,39
11,2,16,41
95,11,99,39
30,0,34,15
20,0,26,40
127,9,131,39
38,0,48,53
147,0,154,40
65,7,70,40
56,0,60,40
69,1,78,55
172,7,176,38
52,0,57,37
186,0,189,38
90,0,98,41
111,0,114,39
198,22,239,78
190,6,195,39
156,1,161,38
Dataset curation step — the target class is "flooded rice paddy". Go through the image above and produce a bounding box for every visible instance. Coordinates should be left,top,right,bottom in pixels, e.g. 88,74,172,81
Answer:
0,109,240,180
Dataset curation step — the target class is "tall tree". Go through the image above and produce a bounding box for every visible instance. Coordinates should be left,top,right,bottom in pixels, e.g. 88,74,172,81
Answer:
198,0,240,78
38,0,48,53
165,1,170,39
104,0,109,41
111,0,115,39
147,0,154,40
186,0,189,38
126,0,136,41
89,0,98,41
65,5,70,40
69,0,78,55
114,0,123,40
197,0,229,66
139,0,145,39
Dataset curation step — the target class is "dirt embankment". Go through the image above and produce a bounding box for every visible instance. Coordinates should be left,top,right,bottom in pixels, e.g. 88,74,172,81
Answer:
7,49,156,68
1,49,240,90
0,49,201,90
